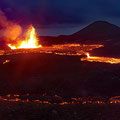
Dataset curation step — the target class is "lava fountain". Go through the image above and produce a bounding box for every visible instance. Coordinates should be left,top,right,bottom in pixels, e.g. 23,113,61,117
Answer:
8,25,42,49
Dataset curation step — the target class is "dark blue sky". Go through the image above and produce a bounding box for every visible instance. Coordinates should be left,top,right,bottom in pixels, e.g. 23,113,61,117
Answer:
0,0,120,36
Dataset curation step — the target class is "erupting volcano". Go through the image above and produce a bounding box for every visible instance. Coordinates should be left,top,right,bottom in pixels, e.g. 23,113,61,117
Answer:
8,25,42,49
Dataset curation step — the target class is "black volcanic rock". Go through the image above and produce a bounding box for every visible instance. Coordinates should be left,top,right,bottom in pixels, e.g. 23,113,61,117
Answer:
0,39,10,50
0,53,120,97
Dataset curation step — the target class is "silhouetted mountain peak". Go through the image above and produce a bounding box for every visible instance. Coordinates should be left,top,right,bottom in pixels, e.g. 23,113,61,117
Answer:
73,21,120,36
70,21,120,44
90,21,114,26
40,21,120,45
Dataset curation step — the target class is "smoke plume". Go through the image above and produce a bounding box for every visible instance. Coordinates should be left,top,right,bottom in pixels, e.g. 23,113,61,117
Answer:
0,11,22,43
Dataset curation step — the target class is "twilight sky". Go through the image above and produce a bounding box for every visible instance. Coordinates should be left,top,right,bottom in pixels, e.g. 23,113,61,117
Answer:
0,0,120,36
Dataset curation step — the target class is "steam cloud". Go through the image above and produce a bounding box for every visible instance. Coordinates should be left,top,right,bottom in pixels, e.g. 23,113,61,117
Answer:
0,11,22,43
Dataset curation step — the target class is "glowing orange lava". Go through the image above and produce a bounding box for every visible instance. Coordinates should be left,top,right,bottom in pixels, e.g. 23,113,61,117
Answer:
81,53,120,64
8,25,42,49
1,94,120,104
86,53,90,58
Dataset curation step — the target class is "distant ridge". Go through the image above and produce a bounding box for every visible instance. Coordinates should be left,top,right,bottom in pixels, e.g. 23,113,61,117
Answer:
73,21,120,36
40,21,120,45
70,21,120,44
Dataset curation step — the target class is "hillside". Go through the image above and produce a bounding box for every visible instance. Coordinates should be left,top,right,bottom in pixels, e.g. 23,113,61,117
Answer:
40,21,120,46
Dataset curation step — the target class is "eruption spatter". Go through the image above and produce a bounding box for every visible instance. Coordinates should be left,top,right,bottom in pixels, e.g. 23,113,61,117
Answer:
8,25,42,49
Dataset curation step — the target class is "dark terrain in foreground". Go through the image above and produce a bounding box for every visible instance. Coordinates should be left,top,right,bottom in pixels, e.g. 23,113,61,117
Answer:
0,101,120,120
0,52,120,120
0,52,120,97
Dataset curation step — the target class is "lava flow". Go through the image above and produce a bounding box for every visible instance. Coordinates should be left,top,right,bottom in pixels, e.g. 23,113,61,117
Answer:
8,25,42,49
1,94,120,105
81,53,120,64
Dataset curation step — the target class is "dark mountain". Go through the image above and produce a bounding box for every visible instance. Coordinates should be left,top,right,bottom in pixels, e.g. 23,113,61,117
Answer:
71,21,120,44
39,21,120,57
40,21,120,46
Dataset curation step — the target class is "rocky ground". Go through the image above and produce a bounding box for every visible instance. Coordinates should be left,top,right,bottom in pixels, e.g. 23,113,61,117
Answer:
0,52,119,120
0,101,120,120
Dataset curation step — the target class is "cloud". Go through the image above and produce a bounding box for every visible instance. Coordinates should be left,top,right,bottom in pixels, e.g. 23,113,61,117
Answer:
1,0,120,26
0,10,22,42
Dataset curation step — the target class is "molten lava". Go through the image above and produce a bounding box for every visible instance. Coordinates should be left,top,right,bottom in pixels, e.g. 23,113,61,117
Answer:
81,53,120,64
1,93,120,104
8,25,42,49
86,53,90,58
3,60,10,64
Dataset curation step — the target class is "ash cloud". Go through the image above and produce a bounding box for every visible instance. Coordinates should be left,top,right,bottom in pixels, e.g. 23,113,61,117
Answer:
0,10,22,43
